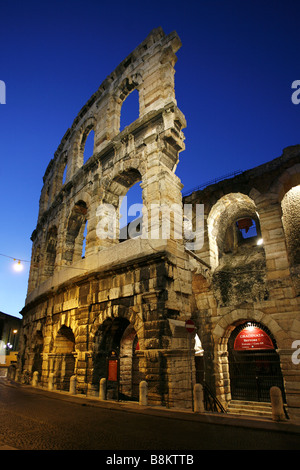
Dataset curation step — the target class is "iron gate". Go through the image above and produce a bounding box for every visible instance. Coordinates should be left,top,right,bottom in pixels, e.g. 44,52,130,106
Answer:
229,349,286,402
228,321,286,403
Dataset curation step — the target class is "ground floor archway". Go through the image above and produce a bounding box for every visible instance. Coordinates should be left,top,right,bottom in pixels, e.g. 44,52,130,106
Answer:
228,321,286,403
91,317,141,400
50,325,76,391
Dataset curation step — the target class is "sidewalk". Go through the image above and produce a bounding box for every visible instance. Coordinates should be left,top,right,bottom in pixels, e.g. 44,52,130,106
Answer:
3,378,300,435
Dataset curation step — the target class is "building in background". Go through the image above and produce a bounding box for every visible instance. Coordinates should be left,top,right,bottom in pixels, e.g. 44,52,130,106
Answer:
0,312,22,377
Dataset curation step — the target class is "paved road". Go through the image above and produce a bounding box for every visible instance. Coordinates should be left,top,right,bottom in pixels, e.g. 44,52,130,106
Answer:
0,379,299,451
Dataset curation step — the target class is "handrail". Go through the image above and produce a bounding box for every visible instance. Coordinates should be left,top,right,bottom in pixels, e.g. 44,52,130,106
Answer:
202,381,226,413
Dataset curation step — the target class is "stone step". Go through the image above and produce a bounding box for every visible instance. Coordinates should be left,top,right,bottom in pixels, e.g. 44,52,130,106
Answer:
227,400,273,417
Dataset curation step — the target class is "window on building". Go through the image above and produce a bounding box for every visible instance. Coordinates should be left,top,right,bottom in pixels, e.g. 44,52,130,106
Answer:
119,181,143,242
222,217,262,255
62,163,67,185
120,89,139,132
44,226,57,278
83,129,95,164
64,201,88,263
82,220,88,258
236,218,258,241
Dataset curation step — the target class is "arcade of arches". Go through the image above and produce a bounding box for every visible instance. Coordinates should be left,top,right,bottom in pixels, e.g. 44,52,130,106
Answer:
17,29,300,419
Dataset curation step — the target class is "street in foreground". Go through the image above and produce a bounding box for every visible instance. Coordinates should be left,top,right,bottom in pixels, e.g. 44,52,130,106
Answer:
0,379,299,452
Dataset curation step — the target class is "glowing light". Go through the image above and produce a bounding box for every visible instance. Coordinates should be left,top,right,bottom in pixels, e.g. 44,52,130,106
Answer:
246,324,255,332
13,260,23,272
257,238,263,245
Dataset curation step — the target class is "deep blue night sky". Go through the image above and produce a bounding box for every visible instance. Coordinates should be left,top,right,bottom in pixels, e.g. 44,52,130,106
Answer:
0,0,299,317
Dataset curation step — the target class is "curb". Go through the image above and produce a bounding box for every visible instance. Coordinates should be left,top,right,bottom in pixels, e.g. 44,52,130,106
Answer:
3,378,300,435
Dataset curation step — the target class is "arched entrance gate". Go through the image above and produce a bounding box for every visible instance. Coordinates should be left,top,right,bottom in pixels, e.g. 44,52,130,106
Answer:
228,321,286,403
92,317,141,401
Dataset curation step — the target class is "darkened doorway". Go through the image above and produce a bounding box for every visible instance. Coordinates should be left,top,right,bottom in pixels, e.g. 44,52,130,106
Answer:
228,321,286,402
92,317,140,401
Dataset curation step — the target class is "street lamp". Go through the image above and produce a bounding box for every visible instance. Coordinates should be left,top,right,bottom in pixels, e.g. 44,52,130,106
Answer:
13,259,23,272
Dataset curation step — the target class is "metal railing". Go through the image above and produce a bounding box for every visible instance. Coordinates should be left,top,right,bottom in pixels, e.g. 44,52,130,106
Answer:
202,381,226,413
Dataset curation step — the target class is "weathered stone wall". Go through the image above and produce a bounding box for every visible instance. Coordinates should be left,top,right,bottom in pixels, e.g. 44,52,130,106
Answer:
18,28,197,409
20,249,194,406
184,145,300,418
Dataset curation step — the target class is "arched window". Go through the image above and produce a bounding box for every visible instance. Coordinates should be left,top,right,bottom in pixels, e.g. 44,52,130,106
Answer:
64,201,88,263
120,88,139,132
62,163,67,185
119,180,143,241
207,193,263,268
81,220,88,258
44,226,57,278
236,217,258,239
83,129,95,164
221,216,262,255
208,194,266,306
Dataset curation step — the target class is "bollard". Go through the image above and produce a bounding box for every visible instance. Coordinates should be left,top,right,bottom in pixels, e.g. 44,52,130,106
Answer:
69,375,77,395
48,372,54,391
139,380,148,406
194,383,205,412
270,386,285,421
99,378,106,400
32,371,39,387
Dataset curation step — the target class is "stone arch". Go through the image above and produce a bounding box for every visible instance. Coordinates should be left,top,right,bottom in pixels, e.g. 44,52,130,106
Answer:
271,165,300,272
207,193,261,271
89,303,144,394
44,225,58,278
72,116,96,171
265,164,300,293
28,244,41,291
32,330,43,377
101,166,144,242
213,308,287,351
281,184,300,266
119,323,141,399
53,325,75,353
212,309,288,404
269,163,300,204
89,305,144,351
90,314,142,398
120,88,140,132
51,314,78,347
52,151,69,195
39,182,51,214
115,73,143,132
64,200,88,263
104,167,143,204
51,324,76,391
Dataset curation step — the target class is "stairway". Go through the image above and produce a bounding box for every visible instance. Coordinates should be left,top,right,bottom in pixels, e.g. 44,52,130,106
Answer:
227,400,273,419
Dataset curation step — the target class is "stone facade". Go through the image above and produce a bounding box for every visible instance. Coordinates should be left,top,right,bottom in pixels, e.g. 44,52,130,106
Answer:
184,145,300,417
17,28,300,418
18,28,194,408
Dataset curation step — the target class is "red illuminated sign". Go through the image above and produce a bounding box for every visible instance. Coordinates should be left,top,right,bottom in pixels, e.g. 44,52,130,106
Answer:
234,326,274,351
